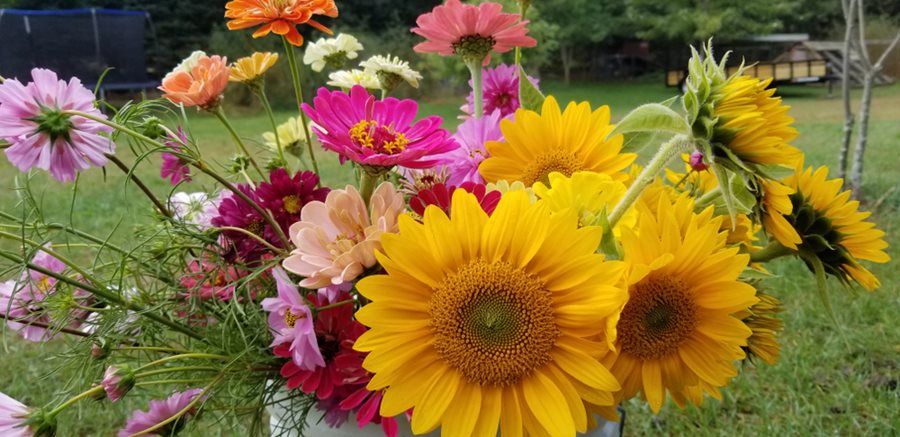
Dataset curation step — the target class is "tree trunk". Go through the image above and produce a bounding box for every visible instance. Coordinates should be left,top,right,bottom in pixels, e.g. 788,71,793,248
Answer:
838,0,857,181
848,71,873,199
560,45,572,85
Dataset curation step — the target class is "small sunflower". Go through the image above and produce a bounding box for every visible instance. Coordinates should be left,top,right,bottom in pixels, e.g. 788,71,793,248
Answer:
735,291,783,365
479,96,635,187
760,179,802,249
605,191,758,412
780,165,889,290
354,189,627,436
533,171,636,234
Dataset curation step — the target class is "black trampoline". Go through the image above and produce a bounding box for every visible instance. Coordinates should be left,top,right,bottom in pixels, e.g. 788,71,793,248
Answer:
0,8,158,93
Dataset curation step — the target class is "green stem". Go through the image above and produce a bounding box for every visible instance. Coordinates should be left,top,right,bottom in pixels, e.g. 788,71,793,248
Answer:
256,88,289,172
134,353,230,373
105,154,172,219
358,169,382,208
314,299,355,313
0,250,204,341
45,386,104,419
608,135,690,228
117,346,190,354
194,161,291,249
136,366,221,378
213,107,265,179
135,379,214,387
750,242,795,263
466,60,485,118
213,226,287,255
282,36,320,178
128,375,222,437
694,186,722,209
0,231,111,290
0,312,89,337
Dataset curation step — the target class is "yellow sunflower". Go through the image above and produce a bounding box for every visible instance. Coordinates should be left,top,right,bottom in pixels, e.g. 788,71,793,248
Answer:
735,291,783,365
712,75,802,170
229,51,279,83
604,191,758,412
760,179,802,249
354,189,628,436
479,96,635,187
780,165,890,290
532,171,636,235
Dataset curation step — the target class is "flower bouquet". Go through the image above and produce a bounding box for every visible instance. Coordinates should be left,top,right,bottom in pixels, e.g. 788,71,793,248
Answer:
0,0,890,436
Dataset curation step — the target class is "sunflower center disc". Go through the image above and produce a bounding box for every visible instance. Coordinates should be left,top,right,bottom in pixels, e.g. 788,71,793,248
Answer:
617,274,698,360
522,150,582,186
430,259,559,386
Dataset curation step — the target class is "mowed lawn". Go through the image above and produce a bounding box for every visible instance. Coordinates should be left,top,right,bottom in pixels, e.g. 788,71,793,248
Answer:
1,80,898,435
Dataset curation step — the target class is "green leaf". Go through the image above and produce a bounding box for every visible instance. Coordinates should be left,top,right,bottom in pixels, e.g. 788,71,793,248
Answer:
713,163,738,227
518,66,545,112
755,164,796,181
610,103,690,137
808,253,838,324
596,208,621,260
621,130,667,154
729,172,756,215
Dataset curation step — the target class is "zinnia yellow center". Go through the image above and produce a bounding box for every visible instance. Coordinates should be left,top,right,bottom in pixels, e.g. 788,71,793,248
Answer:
349,120,410,155
429,259,558,387
617,274,698,360
522,150,582,186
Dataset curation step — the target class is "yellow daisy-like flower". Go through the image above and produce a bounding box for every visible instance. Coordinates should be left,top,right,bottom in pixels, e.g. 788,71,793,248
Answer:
735,292,783,365
229,51,279,83
712,76,802,169
354,189,627,436
780,165,890,290
533,171,636,235
604,191,758,412
479,96,635,187
760,179,802,249
262,116,309,157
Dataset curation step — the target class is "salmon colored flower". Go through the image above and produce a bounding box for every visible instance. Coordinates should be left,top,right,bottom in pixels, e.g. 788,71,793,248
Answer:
282,182,405,289
225,0,339,46
160,52,229,109
412,0,536,64
229,51,279,83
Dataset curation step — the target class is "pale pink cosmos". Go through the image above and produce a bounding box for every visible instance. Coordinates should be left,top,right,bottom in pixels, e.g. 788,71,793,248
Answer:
102,365,135,403
261,267,324,371
0,68,115,182
302,86,457,169
283,182,405,289
412,0,537,64
0,392,32,437
440,109,505,185
118,389,205,437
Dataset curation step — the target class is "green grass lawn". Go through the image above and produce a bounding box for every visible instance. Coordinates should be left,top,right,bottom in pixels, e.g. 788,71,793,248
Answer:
1,80,898,436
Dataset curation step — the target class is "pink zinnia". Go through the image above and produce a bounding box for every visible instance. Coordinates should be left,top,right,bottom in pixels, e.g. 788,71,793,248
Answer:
179,260,245,301
302,86,457,170
282,182,405,289
118,389,205,437
464,64,539,118
0,68,115,182
160,128,192,185
261,267,324,371
0,392,32,437
440,110,505,185
412,0,537,64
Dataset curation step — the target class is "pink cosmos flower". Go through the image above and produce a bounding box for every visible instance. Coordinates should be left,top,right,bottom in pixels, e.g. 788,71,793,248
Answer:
160,128,192,185
302,86,457,169
102,365,136,403
179,260,245,301
464,64,539,118
0,392,32,437
168,192,223,230
261,267,324,371
282,182,405,289
412,0,536,64
0,68,115,182
440,110,505,185
118,389,205,437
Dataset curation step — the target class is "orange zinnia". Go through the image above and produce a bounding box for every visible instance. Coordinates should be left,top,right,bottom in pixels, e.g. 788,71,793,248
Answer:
225,0,338,46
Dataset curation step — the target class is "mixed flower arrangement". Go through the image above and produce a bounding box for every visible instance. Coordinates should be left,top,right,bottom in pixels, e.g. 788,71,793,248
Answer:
0,0,890,436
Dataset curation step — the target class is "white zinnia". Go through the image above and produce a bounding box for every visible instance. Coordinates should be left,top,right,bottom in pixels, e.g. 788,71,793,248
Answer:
302,34,364,72
172,50,207,74
327,69,382,91
262,116,313,150
360,54,422,89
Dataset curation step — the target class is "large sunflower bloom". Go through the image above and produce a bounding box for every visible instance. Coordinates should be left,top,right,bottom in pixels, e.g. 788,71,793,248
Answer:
225,0,338,46
605,192,758,412
354,190,627,436
479,97,635,187
712,76,802,169
780,165,889,290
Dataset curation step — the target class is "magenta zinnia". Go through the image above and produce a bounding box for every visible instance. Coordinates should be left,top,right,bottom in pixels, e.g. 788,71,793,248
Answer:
255,168,329,236
118,389,205,437
465,64,539,118
302,85,457,170
0,68,115,182
412,0,536,64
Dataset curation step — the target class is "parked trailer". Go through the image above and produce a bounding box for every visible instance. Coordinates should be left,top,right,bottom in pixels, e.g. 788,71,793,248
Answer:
665,59,829,88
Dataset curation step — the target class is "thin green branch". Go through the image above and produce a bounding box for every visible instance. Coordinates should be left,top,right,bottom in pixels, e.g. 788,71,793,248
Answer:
282,36,320,177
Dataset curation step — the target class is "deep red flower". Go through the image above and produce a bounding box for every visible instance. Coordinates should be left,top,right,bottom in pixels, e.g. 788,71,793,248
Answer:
409,182,500,218
255,168,329,236
211,184,270,261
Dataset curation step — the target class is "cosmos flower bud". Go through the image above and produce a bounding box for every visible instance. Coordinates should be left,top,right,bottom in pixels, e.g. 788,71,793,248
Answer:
102,365,136,402
689,151,709,171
